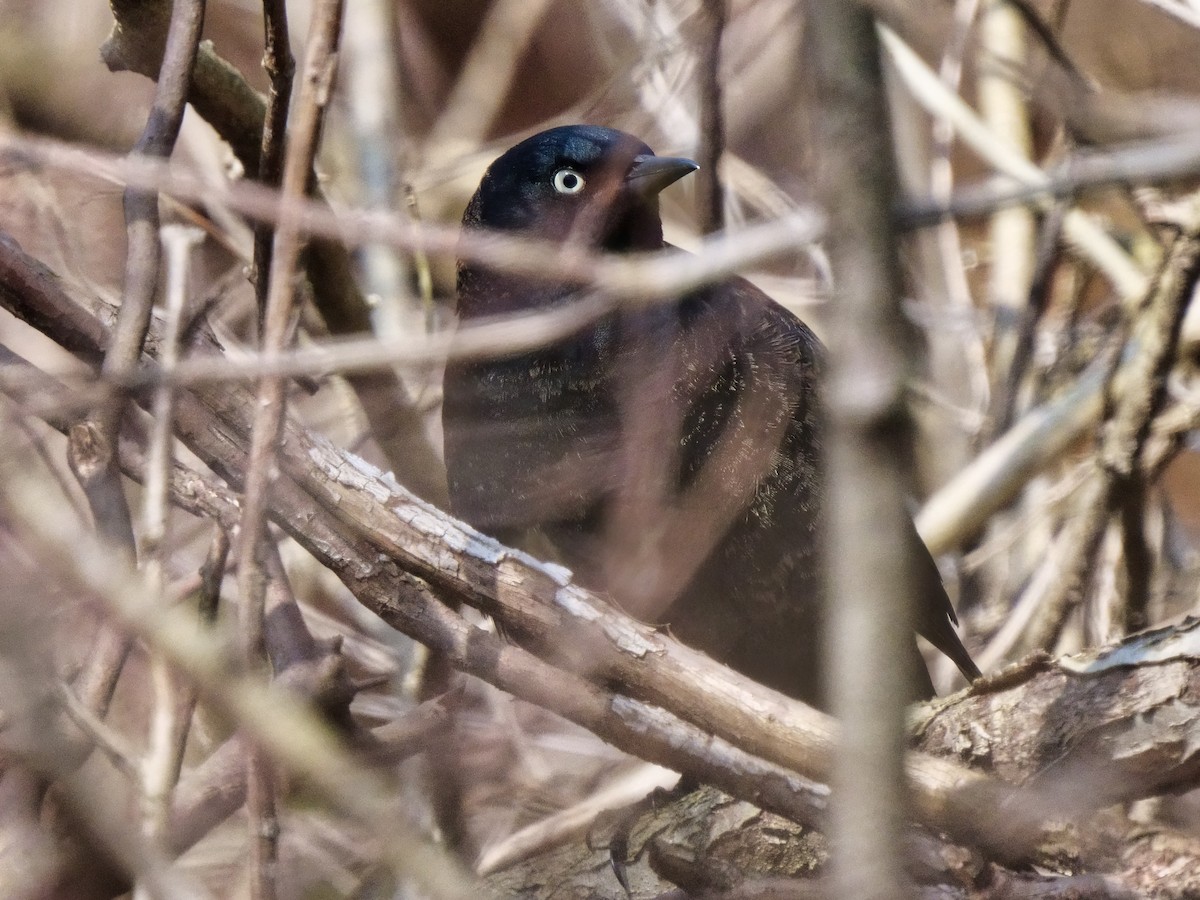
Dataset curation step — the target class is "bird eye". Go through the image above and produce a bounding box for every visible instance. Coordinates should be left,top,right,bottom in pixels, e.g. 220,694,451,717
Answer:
552,168,586,195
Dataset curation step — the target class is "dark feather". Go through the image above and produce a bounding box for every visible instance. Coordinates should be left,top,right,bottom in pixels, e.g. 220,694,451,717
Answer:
443,125,980,706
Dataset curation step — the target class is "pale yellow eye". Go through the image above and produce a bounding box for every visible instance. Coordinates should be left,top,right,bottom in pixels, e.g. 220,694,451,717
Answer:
552,168,585,195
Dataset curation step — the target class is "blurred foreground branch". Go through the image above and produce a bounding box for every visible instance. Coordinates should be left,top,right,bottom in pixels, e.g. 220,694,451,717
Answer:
5,237,1200,894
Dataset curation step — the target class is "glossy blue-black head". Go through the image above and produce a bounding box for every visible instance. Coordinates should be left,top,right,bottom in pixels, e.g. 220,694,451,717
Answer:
463,125,697,252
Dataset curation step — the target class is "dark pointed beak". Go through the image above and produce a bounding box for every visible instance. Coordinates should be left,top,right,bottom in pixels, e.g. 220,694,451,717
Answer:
625,154,698,197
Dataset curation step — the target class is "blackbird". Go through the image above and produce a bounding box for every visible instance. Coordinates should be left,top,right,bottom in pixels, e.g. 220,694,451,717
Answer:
443,124,980,705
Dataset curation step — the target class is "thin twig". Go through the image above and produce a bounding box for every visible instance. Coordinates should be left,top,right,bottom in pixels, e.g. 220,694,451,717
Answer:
917,350,1108,555
1022,215,1200,652
978,0,1037,432
100,0,446,503
239,0,346,660
879,24,1149,303
993,204,1067,435
0,251,1114,870
237,4,347,895
343,0,419,336
475,762,679,875
696,0,726,234
240,6,294,892
92,0,207,502
139,224,205,883
902,134,1200,229
63,0,207,782
362,689,460,766
925,0,991,429
252,0,294,334
56,682,141,780
0,474,476,900
0,131,825,304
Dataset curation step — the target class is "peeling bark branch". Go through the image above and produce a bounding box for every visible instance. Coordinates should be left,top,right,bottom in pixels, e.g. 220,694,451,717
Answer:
0,239,1177,871
6,220,1200,889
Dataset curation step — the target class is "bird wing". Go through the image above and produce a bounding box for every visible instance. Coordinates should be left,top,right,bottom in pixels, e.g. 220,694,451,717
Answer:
674,275,979,685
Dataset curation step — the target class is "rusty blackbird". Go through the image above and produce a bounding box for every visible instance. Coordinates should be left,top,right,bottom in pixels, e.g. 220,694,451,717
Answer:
443,124,980,705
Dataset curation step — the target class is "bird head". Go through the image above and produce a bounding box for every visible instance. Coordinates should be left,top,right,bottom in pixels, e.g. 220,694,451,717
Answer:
462,125,698,253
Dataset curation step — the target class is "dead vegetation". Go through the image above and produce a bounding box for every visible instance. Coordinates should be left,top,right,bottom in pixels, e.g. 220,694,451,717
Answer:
3,0,1200,897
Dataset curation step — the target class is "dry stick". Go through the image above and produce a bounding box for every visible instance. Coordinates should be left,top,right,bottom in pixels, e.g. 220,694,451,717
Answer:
0,344,243,538
150,526,232,806
169,690,454,860
138,225,205,891
476,763,679,876
101,0,445,506
0,255,1136,872
978,0,1037,427
0,131,824,306
972,478,1088,672
888,30,1161,562
994,204,1067,435
925,0,990,428
90,0,206,536
238,5,345,897
918,351,1108,556
32,714,217,900
969,205,1066,668
2,255,1024,868
4,265,1016,869
361,690,460,766
239,4,291,887
56,680,141,779
170,734,249,855
3,428,833,893
809,4,919,898
252,0,294,333
0,477,476,900
393,0,473,831
903,135,1200,228
103,0,265,172
696,0,726,235
97,417,427,861
8,409,92,521
0,500,213,900
370,577,836,841
0,354,252,892
339,0,447,549
342,0,418,334
879,24,1148,305
236,4,346,896
1020,221,1200,654
259,444,1042,865
38,378,336,878
66,0,206,773
261,544,327,672
1,352,460,892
